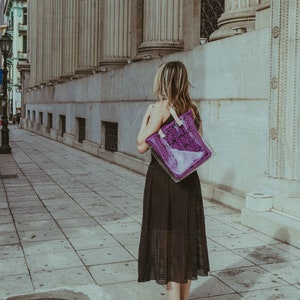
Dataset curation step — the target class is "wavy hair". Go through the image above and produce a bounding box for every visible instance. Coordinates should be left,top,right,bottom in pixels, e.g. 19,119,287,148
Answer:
153,61,200,121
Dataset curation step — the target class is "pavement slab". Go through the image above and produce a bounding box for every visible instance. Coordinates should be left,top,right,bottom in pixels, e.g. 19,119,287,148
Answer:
0,126,300,300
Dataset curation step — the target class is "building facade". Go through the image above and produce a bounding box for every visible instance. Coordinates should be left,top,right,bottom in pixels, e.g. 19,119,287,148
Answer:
18,0,300,247
0,0,7,118
4,0,27,120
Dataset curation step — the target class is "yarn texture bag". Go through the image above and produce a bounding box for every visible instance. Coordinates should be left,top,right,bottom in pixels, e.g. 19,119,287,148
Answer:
146,107,213,182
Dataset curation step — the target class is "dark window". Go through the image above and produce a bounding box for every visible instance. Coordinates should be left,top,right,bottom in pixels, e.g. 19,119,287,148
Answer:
77,117,85,143
23,35,27,53
104,121,118,152
59,115,66,137
9,14,13,31
47,113,52,129
27,110,30,119
39,112,43,125
23,7,27,25
200,0,224,40
33,111,36,122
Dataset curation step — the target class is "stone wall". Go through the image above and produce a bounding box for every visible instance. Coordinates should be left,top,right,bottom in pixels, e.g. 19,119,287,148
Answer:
22,27,270,209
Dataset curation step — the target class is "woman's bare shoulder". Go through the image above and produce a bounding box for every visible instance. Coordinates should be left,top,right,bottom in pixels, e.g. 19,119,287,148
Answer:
154,100,170,122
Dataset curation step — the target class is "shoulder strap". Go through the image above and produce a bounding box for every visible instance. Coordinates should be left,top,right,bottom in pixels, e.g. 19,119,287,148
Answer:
169,106,183,126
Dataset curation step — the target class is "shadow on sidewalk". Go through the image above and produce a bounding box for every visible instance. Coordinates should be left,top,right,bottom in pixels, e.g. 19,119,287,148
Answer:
189,230,297,299
6,289,90,300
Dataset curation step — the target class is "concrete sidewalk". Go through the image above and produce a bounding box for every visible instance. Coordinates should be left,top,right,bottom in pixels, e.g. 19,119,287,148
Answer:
1,125,300,300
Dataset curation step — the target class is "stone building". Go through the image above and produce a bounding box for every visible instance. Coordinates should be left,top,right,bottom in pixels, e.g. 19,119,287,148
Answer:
18,0,300,247
3,0,27,120
0,0,7,118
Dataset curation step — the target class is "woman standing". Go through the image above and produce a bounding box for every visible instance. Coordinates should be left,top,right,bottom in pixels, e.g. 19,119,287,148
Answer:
137,61,210,300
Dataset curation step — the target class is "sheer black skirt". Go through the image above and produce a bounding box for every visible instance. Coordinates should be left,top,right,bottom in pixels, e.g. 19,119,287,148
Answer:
138,156,210,284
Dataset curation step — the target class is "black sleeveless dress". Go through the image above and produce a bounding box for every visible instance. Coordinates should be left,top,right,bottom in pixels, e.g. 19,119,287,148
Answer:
138,115,210,284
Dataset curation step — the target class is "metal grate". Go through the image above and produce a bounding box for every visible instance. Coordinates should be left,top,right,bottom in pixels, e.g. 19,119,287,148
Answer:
59,115,66,137
0,174,18,179
104,122,118,152
77,118,86,143
200,0,224,40
39,112,43,125
48,113,52,129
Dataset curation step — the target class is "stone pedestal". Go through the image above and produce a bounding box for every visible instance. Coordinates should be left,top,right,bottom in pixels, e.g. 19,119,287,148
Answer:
245,192,273,212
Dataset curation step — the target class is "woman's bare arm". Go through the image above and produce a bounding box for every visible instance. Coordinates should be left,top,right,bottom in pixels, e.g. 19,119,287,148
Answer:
137,101,169,154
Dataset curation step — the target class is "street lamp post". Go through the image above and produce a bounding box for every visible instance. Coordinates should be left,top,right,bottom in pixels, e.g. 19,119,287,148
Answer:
0,32,12,154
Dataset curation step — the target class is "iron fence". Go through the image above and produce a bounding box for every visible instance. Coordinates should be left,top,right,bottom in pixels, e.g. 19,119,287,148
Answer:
200,0,225,40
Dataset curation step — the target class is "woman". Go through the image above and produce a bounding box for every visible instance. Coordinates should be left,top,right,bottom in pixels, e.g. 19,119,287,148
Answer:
137,61,209,300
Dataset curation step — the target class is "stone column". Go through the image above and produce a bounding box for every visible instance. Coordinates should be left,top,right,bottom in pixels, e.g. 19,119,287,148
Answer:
50,0,62,82
28,0,42,87
138,0,184,56
242,0,300,244
76,0,101,74
28,0,37,88
35,0,43,86
60,0,78,79
41,0,51,84
99,0,131,69
241,0,300,245
210,0,268,41
243,0,300,222
268,0,300,182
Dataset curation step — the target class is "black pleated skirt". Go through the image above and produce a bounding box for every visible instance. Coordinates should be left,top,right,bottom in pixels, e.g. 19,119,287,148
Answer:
138,155,210,284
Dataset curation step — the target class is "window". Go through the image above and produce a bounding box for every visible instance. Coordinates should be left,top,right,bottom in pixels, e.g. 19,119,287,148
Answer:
33,111,36,122
8,14,13,31
39,112,43,125
22,36,27,53
47,113,52,132
77,117,85,143
59,115,66,137
103,121,118,152
200,0,224,40
23,7,27,25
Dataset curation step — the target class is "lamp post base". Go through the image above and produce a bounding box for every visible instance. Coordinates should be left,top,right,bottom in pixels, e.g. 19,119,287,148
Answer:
0,145,11,154
0,126,11,154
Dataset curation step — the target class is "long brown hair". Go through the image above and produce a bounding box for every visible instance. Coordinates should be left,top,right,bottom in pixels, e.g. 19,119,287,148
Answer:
153,61,201,122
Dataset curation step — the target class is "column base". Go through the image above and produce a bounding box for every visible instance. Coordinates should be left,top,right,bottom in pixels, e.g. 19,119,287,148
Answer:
75,67,96,75
138,41,184,57
98,58,128,71
0,126,11,154
210,20,255,41
59,75,74,82
209,9,257,41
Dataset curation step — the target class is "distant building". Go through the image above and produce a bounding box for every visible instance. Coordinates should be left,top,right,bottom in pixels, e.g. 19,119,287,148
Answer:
18,0,300,248
0,0,6,117
3,0,27,119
